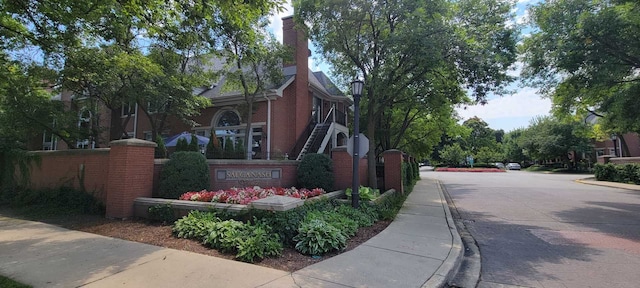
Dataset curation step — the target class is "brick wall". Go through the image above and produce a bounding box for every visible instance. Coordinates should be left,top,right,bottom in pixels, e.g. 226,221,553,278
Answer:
105,139,157,218
609,157,640,165
384,150,404,194
331,147,368,190
27,149,110,203
153,159,300,192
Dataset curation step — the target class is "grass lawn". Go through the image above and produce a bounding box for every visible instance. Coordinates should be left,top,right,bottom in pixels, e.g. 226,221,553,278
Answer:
0,275,31,288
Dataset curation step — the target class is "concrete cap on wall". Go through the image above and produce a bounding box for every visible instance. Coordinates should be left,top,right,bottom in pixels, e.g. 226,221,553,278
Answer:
110,138,158,148
332,146,348,152
384,149,402,154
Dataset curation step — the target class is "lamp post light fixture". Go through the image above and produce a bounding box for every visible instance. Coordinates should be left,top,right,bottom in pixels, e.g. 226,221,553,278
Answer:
610,134,618,157
350,79,364,208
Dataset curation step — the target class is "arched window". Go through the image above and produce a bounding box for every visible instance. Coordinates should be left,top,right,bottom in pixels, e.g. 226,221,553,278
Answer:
77,108,94,149
210,109,263,158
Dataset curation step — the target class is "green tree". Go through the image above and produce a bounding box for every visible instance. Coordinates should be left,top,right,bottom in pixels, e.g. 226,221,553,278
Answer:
175,138,189,152
0,0,284,150
519,116,592,168
216,8,289,159
439,143,466,167
296,0,517,187
521,0,640,135
502,128,527,163
188,134,199,152
205,132,219,159
462,117,497,155
154,134,167,159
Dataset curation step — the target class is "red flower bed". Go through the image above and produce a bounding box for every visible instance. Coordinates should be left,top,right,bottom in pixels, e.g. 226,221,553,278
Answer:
435,167,505,172
179,186,326,205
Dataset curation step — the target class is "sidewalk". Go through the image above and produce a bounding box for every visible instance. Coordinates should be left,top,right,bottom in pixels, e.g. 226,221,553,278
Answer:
575,177,640,191
0,178,461,288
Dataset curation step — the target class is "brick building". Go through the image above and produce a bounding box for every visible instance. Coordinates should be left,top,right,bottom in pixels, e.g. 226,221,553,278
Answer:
41,16,352,160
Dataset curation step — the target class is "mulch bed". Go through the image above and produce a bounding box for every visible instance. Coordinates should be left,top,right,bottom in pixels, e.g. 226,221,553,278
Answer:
1,208,390,272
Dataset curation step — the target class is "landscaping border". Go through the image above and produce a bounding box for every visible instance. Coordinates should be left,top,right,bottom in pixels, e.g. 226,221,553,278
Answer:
133,190,346,219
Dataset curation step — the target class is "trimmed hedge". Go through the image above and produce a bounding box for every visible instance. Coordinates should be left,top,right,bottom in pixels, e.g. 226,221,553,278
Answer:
158,152,210,199
297,153,334,191
594,163,640,184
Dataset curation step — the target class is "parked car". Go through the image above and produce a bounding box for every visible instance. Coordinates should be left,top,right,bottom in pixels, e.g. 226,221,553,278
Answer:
495,162,505,169
506,163,521,170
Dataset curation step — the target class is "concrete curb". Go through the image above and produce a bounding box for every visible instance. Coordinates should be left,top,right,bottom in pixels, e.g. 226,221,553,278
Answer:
422,179,464,288
575,178,640,191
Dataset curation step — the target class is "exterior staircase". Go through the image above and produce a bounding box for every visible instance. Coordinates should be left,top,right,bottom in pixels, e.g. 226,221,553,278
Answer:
296,123,333,161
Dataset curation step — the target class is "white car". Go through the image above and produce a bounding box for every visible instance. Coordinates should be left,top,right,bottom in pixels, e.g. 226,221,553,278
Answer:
495,162,505,169
506,163,521,170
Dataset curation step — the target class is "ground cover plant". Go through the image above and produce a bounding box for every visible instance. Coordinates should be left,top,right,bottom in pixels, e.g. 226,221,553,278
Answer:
344,186,380,201
178,186,326,205
171,193,408,262
0,182,413,271
0,275,31,288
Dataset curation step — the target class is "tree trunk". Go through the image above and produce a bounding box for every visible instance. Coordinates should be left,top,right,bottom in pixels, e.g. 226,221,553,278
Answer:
367,105,377,190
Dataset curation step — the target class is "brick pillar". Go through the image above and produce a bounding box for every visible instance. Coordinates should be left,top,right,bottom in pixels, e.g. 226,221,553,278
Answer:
106,139,157,219
332,147,368,190
384,149,404,194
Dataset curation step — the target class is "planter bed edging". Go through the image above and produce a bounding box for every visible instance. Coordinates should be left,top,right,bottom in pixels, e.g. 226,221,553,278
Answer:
134,189,347,219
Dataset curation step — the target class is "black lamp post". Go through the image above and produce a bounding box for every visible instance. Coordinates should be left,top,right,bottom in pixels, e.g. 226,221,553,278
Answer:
611,134,618,157
351,80,364,208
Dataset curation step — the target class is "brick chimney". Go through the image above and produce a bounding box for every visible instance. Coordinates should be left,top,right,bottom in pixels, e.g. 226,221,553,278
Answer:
282,16,311,140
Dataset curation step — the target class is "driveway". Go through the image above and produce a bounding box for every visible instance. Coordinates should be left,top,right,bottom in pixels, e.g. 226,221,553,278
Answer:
426,170,640,288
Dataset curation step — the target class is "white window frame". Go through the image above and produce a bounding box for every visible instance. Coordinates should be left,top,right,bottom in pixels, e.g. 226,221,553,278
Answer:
121,102,136,117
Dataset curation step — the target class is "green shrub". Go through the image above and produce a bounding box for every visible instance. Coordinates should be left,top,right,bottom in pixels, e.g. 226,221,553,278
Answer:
205,133,218,159
236,223,282,263
12,186,105,216
345,186,380,201
203,219,246,253
306,210,358,237
234,138,245,159
173,211,282,263
376,190,408,221
148,204,175,223
252,198,336,247
173,211,220,239
175,138,189,152
158,152,210,199
293,218,347,255
154,134,167,159
188,134,199,152
223,138,235,159
297,153,334,191
623,164,640,184
335,204,376,227
594,163,616,181
403,162,411,187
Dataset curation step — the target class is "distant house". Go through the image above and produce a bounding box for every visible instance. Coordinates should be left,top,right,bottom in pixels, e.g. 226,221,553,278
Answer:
583,113,640,162
40,16,352,160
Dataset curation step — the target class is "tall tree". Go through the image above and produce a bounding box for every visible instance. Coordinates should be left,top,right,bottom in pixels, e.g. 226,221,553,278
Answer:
519,116,592,167
216,7,288,159
462,116,497,155
521,0,640,134
295,0,517,187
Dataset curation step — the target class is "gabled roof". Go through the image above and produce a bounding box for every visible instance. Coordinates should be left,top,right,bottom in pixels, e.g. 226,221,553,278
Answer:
189,55,352,105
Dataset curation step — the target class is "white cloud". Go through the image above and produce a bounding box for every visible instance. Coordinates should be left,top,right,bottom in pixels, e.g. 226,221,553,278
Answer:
507,61,524,77
267,1,293,44
516,9,529,25
457,87,551,121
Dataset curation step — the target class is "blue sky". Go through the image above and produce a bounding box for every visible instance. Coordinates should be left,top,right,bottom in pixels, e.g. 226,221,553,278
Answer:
267,0,547,133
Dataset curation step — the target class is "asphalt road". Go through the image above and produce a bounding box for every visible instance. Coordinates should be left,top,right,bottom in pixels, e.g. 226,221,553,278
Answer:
426,170,640,288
